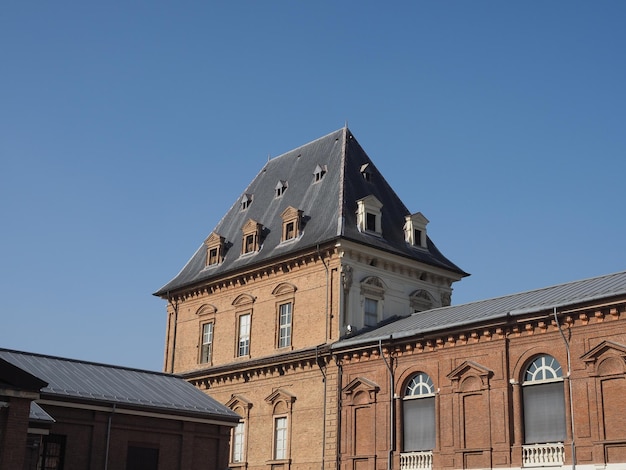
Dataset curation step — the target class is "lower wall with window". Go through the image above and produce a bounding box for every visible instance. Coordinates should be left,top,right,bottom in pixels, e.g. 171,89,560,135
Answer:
336,302,626,469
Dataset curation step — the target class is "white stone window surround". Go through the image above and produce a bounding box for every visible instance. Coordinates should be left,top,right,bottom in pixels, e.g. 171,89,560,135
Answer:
404,212,429,248
356,195,383,235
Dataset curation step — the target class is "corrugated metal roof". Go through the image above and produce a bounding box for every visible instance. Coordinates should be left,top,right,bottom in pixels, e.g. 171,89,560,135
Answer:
155,128,466,296
30,402,55,423
0,349,239,422
334,270,626,348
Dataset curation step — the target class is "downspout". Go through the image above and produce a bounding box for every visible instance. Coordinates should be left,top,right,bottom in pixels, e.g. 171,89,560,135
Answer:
104,404,116,470
553,307,576,469
379,337,394,470
167,293,179,374
317,244,330,470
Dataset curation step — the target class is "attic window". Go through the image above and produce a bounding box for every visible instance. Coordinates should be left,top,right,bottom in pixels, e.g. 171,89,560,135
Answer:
275,181,287,198
360,163,372,182
204,232,225,266
241,194,253,210
241,219,263,255
281,206,303,242
356,195,383,235
404,212,429,248
313,164,327,183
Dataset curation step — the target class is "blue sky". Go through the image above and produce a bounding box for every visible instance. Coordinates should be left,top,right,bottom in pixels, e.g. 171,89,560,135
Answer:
1,2,625,371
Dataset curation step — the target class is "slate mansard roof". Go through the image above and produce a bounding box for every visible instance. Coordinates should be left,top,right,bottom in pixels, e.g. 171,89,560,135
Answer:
334,270,626,348
155,128,466,296
0,349,240,423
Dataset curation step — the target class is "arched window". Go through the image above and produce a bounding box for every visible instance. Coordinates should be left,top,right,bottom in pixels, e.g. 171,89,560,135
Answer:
522,354,566,444
403,372,435,452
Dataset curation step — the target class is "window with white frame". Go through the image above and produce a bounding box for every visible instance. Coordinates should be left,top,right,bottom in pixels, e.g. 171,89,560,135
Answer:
356,195,383,235
278,302,292,348
237,314,251,357
404,212,429,248
522,354,566,444
403,372,436,452
364,298,378,327
274,416,288,460
200,322,213,364
231,421,245,463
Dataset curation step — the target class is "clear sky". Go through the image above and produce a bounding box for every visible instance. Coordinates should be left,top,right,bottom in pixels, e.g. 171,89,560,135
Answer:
1,2,625,371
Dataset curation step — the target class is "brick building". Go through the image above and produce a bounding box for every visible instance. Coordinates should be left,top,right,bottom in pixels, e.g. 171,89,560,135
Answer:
0,349,240,470
333,271,626,470
155,127,626,469
154,127,467,470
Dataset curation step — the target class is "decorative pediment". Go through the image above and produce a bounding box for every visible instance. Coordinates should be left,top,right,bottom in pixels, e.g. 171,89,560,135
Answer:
265,388,296,414
204,232,224,246
581,340,626,376
242,219,262,233
226,394,253,415
232,293,256,307
272,282,297,296
342,377,380,404
410,289,435,312
360,276,386,298
196,304,217,316
446,361,493,392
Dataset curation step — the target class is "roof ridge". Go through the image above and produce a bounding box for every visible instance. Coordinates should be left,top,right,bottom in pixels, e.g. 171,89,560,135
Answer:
267,127,345,162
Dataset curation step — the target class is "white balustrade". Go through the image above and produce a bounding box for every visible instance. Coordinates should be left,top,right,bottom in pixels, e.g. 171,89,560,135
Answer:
400,451,433,470
522,442,564,467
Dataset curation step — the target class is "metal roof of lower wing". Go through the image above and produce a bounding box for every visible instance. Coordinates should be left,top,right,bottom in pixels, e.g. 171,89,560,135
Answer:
333,270,626,349
0,349,239,422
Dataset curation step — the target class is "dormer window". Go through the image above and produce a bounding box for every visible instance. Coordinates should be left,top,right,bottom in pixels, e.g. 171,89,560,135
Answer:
356,195,383,235
313,164,327,183
275,180,287,198
360,163,372,182
241,219,263,254
281,206,303,242
241,194,253,210
204,232,225,266
404,212,429,248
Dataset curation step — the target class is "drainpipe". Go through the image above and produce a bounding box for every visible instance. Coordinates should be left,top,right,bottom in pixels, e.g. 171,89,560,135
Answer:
553,307,576,469
379,337,394,470
167,293,179,373
317,245,330,470
104,404,116,470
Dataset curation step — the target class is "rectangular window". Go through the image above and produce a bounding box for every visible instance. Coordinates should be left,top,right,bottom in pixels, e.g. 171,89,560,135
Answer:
126,445,159,470
364,298,378,327
523,382,566,444
208,247,218,265
200,322,213,363
403,397,436,451
41,434,66,470
366,212,376,231
238,314,251,357
285,221,295,240
278,302,292,348
274,416,288,460
414,229,422,246
232,422,245,463
244,234,255,253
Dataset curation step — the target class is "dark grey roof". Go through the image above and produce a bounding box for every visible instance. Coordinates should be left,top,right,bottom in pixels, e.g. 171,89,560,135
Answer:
0,349,239,423
155,128,466,296
30,402,55,424
334,270,626,348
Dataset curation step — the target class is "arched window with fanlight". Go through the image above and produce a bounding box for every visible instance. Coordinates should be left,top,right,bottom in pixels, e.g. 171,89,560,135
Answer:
522,354,566,444
403,372,436,452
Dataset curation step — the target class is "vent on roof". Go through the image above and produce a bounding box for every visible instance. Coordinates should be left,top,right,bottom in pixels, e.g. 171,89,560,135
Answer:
313,164,327,183
360,163,372,182
241,194,253,210
275,180,287,198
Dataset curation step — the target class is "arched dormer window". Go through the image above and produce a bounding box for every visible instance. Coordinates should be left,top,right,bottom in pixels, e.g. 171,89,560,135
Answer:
403,372,436,452
409,289,436,313
241,193,253,210
522,355,566,445
360,163,372,182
